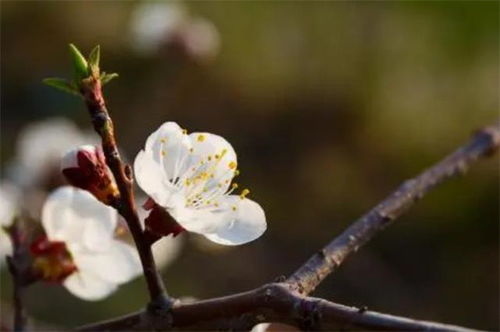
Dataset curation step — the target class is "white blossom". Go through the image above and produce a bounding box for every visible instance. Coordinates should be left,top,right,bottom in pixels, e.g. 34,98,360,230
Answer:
134,122,266,245
42,187,141,300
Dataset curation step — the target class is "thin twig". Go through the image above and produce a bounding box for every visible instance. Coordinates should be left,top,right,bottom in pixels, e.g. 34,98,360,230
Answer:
6,223,27,332
76,123,499,331
80,77,169,308
286,123,500,295
78,283,477,331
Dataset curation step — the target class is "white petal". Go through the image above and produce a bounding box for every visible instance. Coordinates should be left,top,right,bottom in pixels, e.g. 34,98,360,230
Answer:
169,204,226,234
203,196,266,246
187,132,237,193
0,181,20,227
145,122,192,179
63,271,118,301
42,187,116,249
73,240,141,284
134,150,172,206
15,118,98,187
0,228,12,260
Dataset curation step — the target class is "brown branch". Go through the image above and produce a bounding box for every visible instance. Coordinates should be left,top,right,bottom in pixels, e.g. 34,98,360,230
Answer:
6,222,28,332
78,283,477,331
286,123,500,295
80,77,169,308
76,123,498,331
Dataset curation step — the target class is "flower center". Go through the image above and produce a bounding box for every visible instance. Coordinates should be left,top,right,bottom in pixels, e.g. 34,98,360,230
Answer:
158,133,250,211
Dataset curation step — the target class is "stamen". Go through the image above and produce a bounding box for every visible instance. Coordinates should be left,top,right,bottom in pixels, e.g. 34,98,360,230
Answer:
228,161,237,169
240,188,250,199
197,134,206,142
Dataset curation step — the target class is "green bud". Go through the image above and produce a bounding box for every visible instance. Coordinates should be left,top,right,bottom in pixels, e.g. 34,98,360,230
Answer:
68,43,89,81
101,72,119,86
43,78,80,96
88,45,100,76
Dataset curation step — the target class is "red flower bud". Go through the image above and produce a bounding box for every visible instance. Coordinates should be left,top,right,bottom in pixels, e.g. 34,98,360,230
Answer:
143,198,184,241
61,145,119,205
30,235,77,283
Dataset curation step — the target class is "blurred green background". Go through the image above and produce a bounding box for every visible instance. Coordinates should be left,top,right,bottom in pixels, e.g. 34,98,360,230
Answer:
1,1,498,330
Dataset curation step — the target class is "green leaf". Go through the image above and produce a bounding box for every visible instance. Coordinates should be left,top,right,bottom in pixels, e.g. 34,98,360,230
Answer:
68,43,89,80
101,72,119,85
88,45,100,75
43,78,79,95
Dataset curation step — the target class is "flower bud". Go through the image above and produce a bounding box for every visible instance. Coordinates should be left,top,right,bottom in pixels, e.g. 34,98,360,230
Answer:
30,235,77,283
61,145,119,205
143,198,184,241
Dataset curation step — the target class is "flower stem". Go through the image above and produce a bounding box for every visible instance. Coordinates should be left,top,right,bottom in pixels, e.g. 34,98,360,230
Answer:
80,77,170,308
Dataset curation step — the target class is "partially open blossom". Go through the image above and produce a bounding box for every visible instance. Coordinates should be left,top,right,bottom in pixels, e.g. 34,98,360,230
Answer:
134,122,266,245
38,186,141,300
61,145,119,205
7,118,97,189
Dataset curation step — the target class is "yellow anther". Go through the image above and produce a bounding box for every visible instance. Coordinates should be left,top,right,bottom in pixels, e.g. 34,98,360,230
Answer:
215,154,220,159
240,189,250,199
206,200,211,205
234,169,240,176
182,129,188,134
197,134,206,142
161,150,167,157
208,155,212,161
214,202,219,207
225,179,229,184
232,205,237,211
160,138,167,143
232,183,239,189
189,148,194,153
228,161,237,169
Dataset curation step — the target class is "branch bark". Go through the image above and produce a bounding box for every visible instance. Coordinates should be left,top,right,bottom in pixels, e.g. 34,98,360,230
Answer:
80,77,169,308
78,283,477,331
6,222,28,332
76,123,499,331
286,123,500,295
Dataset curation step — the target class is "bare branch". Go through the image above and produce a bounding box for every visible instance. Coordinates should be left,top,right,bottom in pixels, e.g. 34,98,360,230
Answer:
76,122,499,331
79,77,169,308
6,222,28,332
78,283,477,331
286,123,500,295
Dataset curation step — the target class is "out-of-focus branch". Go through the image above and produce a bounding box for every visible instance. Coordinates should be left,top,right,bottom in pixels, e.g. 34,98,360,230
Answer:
78,283,476,331
286,122,500,295
6,222,28,332
79,76,169,309
77,123,498,331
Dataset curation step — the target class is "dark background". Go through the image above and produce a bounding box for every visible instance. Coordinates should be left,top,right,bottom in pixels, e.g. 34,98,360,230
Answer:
1,1,498,330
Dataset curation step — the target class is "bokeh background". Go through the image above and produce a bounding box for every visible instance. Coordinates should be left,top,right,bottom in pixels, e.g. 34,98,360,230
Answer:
1,1,498,330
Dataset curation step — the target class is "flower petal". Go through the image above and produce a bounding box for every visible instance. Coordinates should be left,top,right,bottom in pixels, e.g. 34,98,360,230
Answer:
42,187,116,250
145,121,192,180
134,150,173,206
203,196,266,245
72,240,141,284
63,271,118,301
0,229,12,259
